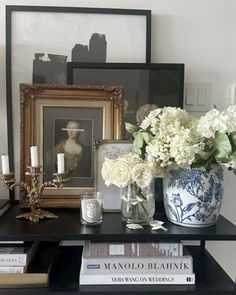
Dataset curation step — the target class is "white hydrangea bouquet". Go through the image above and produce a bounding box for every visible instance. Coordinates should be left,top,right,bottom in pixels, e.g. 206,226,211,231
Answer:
126,105,236,172
101,105,236,230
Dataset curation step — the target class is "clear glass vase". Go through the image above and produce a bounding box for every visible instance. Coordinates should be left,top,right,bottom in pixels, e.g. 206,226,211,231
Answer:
121,182,155,225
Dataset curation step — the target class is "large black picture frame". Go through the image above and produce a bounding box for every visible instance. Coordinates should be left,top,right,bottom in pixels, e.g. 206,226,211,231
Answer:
5,5,151,201
67,62,185,130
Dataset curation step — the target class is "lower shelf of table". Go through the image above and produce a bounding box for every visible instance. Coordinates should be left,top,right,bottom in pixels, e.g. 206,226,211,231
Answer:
0,245,235,294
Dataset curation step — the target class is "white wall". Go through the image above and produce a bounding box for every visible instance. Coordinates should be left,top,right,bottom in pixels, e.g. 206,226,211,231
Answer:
0,0,235,280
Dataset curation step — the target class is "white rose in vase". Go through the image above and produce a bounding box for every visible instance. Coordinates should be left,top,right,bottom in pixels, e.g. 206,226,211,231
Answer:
118,153,143,169
131,163,153,188
110,160,132,188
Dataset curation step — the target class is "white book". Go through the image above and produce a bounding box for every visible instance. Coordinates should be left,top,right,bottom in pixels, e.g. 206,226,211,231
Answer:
0,266,25,273
0,242,39,267
79,273,195,285
81,245,192,274
81,255,193,274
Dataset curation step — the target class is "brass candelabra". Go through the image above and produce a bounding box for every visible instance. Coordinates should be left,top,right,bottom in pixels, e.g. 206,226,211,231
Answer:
0,166,68,222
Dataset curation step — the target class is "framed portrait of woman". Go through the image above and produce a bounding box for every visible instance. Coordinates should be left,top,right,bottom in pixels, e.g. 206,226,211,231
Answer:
20,84,123,208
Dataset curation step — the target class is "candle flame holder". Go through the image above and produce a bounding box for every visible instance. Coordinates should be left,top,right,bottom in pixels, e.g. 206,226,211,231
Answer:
0,167,68,222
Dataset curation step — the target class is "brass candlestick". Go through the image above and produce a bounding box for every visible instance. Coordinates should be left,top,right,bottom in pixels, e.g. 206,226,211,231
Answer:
0,167,68,222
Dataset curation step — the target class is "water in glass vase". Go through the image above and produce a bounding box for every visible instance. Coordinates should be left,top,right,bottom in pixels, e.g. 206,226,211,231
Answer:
121,182,155,225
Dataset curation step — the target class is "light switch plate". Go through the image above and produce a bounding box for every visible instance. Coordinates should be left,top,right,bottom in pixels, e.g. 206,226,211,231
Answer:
184,82,212,112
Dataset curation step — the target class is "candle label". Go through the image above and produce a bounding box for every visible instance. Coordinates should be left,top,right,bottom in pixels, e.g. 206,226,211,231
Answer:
81,199,102,222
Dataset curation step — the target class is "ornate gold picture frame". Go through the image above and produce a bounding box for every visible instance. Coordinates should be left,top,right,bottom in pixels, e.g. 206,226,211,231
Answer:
20,84,123,208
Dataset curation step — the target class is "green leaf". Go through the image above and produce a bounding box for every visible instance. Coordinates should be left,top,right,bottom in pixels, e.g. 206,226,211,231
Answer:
230,132,236,146
142,132,153,144
133,146,142,156
125,122,139,134
214,132,232,162
229,132,236,153
198,150,214,160
231,150,236,157
191,160,212,172
132,132,144,156
133,132,144,149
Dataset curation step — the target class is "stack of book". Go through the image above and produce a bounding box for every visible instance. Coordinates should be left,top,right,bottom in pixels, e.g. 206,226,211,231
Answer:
80,241,195,285
0,241,58,288
0,241,38,274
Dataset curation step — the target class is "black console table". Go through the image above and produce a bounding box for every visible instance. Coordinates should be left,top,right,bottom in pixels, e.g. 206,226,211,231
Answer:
0,206,235,294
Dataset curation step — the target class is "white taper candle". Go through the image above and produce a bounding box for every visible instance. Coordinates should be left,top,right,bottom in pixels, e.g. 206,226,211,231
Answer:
57,153,65,174
1,155,10,174
30,146,38,167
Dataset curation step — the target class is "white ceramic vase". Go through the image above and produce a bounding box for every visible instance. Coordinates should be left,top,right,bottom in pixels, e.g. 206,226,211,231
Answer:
163,164,224,228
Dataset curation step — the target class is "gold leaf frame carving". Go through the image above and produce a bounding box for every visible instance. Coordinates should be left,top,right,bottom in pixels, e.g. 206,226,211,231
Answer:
20,84,123,208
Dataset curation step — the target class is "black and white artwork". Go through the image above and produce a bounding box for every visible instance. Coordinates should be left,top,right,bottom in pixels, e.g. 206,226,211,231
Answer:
6,6,151,193
33,33,107,84
10,7,150,88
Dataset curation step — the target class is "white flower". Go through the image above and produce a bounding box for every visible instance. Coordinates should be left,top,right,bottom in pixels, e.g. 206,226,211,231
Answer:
197,108,236,138
131,163,153,188
101,158,114,186
146,155,166,178
118,153,143,169
143,107,205,167
125,104,236,175
102,157,132,188
140,108,161,130
136,104,158,125
110,161,132,188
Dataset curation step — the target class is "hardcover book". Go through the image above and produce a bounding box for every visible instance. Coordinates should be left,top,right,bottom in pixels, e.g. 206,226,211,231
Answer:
79,273,196,285
0,241,39,267
0,266,26,274
80,247,193,275
85,241,183,257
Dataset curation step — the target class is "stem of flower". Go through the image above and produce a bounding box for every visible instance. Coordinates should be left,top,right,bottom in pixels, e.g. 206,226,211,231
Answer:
134,183,152,222
139,201,151,222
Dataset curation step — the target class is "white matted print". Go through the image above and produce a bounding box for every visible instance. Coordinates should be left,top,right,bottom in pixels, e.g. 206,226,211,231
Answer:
6,6,151,198
95,140,132,212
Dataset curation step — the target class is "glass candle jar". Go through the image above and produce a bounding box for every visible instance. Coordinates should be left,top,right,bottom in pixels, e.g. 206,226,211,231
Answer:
80,192,103,225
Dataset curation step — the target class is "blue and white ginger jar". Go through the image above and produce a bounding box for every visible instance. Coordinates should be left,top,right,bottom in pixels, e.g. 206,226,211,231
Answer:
163,164,224,228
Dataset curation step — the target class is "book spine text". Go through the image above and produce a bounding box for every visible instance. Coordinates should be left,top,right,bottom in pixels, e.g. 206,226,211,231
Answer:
79,273,195,285
81,256,193,274
0,255,26,266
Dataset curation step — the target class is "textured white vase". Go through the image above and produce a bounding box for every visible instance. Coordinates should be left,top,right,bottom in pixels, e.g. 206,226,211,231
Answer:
163,164,224,228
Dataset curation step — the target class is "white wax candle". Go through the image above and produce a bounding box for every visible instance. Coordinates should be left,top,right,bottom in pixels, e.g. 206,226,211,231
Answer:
57,153,65,174
1,155,10,174
30,146,38,167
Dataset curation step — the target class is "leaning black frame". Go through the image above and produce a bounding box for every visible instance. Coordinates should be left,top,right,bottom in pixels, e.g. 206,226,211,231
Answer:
67,62,185,112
